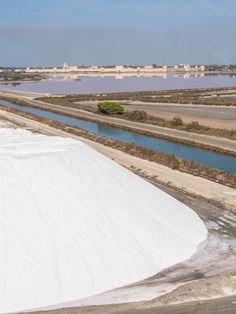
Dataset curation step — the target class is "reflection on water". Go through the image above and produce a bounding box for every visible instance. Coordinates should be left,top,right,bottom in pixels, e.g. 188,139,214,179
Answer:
1,74,236,94
0,99,235,173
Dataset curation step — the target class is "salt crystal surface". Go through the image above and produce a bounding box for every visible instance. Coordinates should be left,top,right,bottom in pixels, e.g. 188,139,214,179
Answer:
0,129,207,313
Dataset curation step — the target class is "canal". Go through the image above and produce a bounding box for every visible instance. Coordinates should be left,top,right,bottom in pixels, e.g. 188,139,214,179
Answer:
0,99,235,173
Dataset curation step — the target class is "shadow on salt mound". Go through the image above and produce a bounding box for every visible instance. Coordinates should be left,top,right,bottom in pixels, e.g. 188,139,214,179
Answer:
0,128,207,313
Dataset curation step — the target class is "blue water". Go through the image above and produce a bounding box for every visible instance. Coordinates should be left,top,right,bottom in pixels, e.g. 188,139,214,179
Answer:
1,99,236,173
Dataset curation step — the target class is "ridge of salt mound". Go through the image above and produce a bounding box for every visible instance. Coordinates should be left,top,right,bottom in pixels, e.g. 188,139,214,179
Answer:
0,128,207,313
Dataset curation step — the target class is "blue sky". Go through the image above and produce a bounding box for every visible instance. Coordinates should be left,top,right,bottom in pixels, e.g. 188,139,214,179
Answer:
0,0,236,66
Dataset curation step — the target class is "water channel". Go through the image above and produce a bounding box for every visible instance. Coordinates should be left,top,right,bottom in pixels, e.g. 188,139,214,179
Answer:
0,99,235,173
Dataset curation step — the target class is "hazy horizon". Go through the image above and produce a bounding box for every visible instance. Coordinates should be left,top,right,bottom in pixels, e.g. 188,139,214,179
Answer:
1,0,236,67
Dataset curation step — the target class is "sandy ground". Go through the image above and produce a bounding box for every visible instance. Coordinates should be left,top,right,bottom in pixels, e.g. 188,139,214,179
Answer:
76,100,236,130
0,88,46,99
1,86,236,129
0,109,235,212
123,102,236,130
1,89,236,152
1,112,236,313
14,97,236,153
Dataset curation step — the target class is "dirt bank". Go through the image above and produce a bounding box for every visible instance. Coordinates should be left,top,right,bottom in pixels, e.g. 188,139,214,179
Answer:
1,112,235,314
0,109,235,211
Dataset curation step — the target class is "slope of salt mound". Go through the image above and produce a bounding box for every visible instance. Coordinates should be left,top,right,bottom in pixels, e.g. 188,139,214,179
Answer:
0,128,207,313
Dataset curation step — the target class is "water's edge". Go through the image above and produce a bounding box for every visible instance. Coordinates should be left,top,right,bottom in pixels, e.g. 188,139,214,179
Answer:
0,99,235,173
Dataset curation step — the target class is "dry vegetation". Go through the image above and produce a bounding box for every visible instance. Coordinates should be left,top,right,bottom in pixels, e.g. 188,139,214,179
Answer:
38,96,236,140
0,71,45,83
1,96,235,157
0,104,235,188
38,87,236,106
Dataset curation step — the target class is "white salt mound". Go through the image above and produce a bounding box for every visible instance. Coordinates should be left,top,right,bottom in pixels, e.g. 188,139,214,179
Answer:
0,129,207,313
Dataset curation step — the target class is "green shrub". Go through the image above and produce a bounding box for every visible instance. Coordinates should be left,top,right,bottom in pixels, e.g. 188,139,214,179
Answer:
97,101,124,115
171,116,183,127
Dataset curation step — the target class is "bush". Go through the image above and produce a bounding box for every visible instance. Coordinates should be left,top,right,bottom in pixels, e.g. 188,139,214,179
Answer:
171,116,183,127
125,110,148,121
97,101,124,115
170,156,180,170
186,121,201,130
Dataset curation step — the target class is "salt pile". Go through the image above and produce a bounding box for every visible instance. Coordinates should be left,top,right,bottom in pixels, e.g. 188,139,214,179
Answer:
0,128,207,313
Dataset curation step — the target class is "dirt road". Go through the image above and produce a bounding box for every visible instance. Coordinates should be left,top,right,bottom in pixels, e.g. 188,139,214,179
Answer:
1,90,236,152
0,88,46,99
76,100,236,130
0,108,235,211
122,102,236,130
19,97,236,153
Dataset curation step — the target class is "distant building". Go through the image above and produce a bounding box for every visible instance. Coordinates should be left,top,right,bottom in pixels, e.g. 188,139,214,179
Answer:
22,63,205,76
115,65,125,72
184,64,191,72
63,62,78,72
163,65,168,72
200,65,205,72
